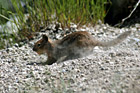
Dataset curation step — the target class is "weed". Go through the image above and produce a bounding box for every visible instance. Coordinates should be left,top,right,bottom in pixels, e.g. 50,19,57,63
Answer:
0,0,108,49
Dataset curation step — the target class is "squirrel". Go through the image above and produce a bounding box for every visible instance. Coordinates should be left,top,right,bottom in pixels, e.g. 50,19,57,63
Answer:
33,31,131,65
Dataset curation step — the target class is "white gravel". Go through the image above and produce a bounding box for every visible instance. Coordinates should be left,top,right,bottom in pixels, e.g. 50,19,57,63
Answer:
0,23,140,93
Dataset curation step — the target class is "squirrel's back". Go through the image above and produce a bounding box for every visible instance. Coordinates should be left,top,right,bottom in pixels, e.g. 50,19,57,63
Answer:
57,31,99,47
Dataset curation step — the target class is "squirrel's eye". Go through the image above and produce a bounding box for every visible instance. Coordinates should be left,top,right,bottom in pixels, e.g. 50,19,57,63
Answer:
37,43,41,47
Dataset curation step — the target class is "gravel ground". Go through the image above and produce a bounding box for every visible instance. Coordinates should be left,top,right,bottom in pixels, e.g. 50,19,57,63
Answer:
0,23,140,93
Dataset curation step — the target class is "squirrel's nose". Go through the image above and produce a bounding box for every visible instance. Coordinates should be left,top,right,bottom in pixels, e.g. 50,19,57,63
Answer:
33,47,36,51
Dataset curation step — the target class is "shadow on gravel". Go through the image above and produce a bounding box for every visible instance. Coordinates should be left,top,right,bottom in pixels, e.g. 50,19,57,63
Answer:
26,62,47,66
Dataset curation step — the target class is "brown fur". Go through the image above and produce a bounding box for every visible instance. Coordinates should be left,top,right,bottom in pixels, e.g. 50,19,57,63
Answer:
33,31,131,65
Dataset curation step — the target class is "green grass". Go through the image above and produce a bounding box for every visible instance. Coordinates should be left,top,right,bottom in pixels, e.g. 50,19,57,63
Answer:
0,0,109,49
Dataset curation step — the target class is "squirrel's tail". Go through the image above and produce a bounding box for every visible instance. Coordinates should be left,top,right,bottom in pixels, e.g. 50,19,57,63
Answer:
96,31,131,47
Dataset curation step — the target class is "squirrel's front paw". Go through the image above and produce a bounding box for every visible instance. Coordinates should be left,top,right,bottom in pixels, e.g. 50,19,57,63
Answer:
45,58,57,65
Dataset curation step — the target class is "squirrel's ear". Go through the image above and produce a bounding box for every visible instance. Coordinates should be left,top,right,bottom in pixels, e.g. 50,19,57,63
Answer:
42,35,48,41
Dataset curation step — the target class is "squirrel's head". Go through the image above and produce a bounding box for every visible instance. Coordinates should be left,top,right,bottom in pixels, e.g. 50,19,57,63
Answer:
33,35,53,55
